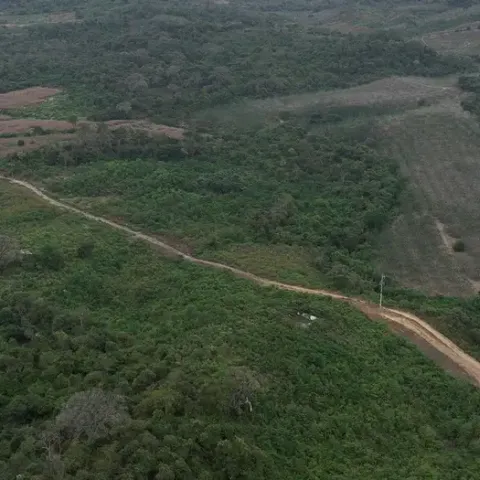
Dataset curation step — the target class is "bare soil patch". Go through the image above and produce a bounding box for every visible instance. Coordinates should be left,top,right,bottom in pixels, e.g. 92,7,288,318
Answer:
0,87,61,109
0,118,72,134
435,219,456,252
0,117,184,157
0,117,184,138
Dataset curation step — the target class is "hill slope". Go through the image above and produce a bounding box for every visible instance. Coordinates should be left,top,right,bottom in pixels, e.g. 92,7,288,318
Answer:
377,103,480,296
2,181,480,479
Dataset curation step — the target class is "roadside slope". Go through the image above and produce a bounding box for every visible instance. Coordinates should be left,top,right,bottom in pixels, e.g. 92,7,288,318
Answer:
2,175,480,387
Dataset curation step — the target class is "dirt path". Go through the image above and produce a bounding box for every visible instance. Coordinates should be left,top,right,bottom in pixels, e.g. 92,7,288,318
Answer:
3,175,480,387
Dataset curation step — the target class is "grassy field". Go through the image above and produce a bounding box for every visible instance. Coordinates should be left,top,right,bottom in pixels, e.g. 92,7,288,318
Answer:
276,1,480,51
420,21,480,55
195,76,459,129
273,1,480,34
377,101,480,296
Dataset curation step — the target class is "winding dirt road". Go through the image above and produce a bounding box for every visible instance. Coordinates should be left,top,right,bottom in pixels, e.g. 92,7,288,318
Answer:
3,175,480,387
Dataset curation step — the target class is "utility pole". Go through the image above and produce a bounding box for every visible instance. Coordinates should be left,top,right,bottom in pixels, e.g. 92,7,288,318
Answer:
379,274,386,309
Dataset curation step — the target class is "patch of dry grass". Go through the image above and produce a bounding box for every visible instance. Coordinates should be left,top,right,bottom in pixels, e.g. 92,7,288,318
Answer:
197,76,458,126
421,22,480,55
377,104,480,296
203,244,325,287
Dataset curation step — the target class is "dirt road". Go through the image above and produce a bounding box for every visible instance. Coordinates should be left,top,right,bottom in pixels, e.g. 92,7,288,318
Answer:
3,175,480,387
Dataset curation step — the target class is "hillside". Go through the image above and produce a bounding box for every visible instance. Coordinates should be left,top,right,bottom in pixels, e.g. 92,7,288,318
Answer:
3,180,480,479
3,0,480,477
377,103,480,296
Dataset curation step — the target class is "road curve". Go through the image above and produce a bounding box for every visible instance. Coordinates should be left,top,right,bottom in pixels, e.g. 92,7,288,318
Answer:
3,175,480,387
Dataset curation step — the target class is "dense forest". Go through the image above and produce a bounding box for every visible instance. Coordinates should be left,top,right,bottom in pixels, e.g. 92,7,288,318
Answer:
0,1,472,122
3,183,480,479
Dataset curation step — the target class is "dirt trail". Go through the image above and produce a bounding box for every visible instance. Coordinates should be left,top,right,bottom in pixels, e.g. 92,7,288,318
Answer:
3,175,480,387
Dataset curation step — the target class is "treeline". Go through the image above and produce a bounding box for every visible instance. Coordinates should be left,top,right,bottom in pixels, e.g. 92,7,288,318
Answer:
2,119,402,292
0,1,472,121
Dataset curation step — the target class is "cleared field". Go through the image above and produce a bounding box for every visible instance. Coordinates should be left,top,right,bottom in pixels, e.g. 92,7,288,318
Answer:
377,103,480,296
0,120,184,157
0,87,61,109
196,76,459,126
294,2,471,33
421,22,480,55
0,118,73,133
0,116,184,137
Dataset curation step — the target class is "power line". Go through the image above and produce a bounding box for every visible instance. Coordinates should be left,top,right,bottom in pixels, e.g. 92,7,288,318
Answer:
379,274,386,309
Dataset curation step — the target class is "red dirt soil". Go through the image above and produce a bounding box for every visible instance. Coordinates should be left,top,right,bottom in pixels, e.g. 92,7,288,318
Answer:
0,119,184,157
0,118,184,139
0,87,62,109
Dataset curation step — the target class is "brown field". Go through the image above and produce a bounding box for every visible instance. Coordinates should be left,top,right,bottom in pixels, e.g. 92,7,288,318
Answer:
0,87,61,109
377,102,480,296
0,118,72,133
0,117,185,157
0,117,184,138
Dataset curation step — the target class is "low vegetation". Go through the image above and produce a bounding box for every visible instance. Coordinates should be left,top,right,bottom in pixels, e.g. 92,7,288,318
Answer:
0,120,403,293
2,182,480,479
3,0,480,477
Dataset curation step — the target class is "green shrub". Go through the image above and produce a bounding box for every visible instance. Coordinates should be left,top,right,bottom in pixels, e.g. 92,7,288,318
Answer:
453,240,466,252
37,244,64,270
77,241,95,259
